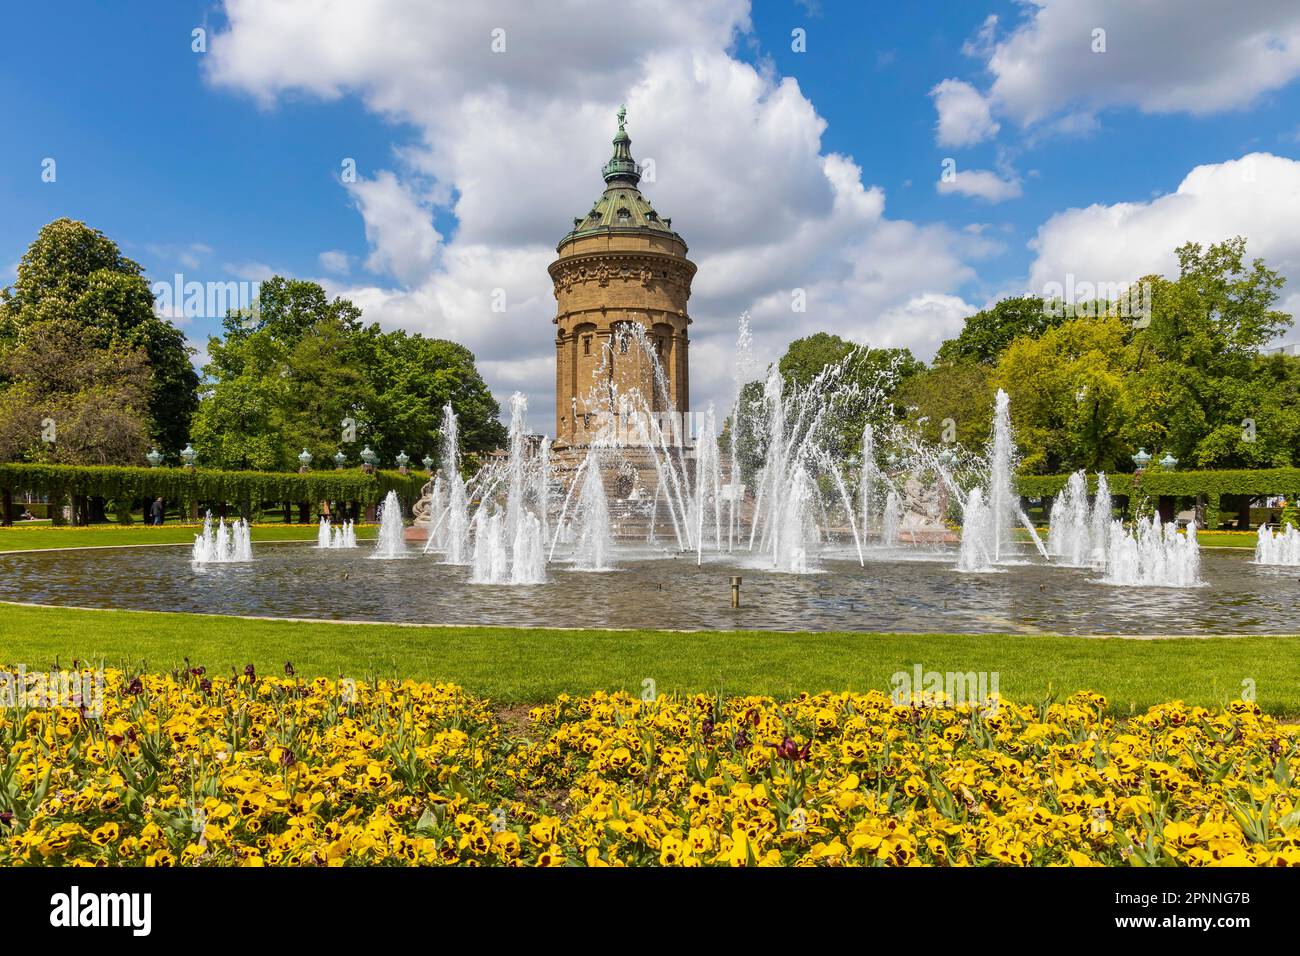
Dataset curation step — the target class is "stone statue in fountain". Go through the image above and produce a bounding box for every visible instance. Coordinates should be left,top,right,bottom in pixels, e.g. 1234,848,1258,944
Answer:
898,474,953,542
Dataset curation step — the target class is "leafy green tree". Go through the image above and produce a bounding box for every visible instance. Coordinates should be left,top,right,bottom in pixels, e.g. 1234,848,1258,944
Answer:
934,295,1053,366
1126,238,1292,467
0,320,152,464
193,277,505,471
188,328,293,470
365,329,506,464
776,333,923,457
993,315,1133,473
0,219,198,453
896,360,995,450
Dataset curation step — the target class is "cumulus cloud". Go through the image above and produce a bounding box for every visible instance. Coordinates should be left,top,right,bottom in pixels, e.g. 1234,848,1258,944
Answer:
345,171,442,286
1026,153,1300,329
930,78,999,147
967,0,1300,131
318,250,351,274
936,168,1022,203
874,293,978,361
204,1,996,425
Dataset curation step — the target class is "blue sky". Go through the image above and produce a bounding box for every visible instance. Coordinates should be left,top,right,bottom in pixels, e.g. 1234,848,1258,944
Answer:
4,1,1300,425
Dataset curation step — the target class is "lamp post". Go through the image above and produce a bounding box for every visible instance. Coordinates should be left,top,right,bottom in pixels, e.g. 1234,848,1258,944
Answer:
146,448,163,468
333,449,346,470
396,450,410,475
297,448,313,473
180,444,196,471
360,445,377,474
1131,447,1151,472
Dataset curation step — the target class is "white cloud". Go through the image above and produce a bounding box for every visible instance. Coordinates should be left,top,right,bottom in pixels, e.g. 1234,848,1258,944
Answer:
981,0,1300,128
345,171,442,285
221,260,277,282
143,242,214,271
930,78,999,147
936,168,1022,203
1027,153,1300,333
875,293,977,361
206,0,991,426
318,250,351,274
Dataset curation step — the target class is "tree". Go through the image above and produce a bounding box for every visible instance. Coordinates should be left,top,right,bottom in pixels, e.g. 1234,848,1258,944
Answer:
192,277,505,471
934,295,1054,366
1126,237,1292,467
775,333,923,457
0,319,152,464
365,329,506,464
993,315,1133,473
896,360,995,450
0,219,198,453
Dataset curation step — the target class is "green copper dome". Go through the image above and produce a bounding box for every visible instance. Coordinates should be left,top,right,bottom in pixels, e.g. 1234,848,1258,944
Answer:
559,106,685,250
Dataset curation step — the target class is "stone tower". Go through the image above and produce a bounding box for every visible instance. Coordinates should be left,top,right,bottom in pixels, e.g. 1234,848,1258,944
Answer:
550,106,696,449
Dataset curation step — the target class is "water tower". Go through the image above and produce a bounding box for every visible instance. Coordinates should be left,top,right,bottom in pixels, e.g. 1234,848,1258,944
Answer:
549,106,696,449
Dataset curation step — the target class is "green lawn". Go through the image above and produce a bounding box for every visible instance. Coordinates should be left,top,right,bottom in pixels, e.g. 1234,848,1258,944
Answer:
1,603,1295,715
0,522,377,551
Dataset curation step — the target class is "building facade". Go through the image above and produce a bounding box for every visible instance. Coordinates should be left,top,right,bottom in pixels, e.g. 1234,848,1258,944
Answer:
549,107,696,448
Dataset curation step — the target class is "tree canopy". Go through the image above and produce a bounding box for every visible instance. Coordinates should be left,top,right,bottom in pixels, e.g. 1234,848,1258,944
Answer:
0,219,198,455
192,277,506,472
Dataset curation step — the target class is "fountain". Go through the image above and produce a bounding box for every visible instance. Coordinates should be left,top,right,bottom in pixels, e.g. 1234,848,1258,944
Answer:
422,405,471,563
956,389,1047,568
1103,514,1202,587
1047,470,1113,567
572,451,613,571
1255,523,1300,565
881,489,901,547
371,490,407,559
465,393,549,584
192,512,252,564
318,517,357,549
956,488,997,572
1089,474,1113,565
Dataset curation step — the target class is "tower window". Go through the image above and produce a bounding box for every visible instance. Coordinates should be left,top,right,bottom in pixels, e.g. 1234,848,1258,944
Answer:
582,336,592,356
616,207,631,224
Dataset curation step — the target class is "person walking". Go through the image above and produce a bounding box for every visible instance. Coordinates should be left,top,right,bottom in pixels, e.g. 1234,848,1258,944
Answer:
150,497,165,525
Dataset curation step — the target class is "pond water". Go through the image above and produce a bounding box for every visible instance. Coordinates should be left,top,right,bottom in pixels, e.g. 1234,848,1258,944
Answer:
1,542,1296,635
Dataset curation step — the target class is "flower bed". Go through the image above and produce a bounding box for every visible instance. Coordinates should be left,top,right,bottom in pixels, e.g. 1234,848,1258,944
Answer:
0,667,1297,866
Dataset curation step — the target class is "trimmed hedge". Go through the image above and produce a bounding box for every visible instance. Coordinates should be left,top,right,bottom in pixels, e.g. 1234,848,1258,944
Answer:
0,463,427,511
1016,467,1300,529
